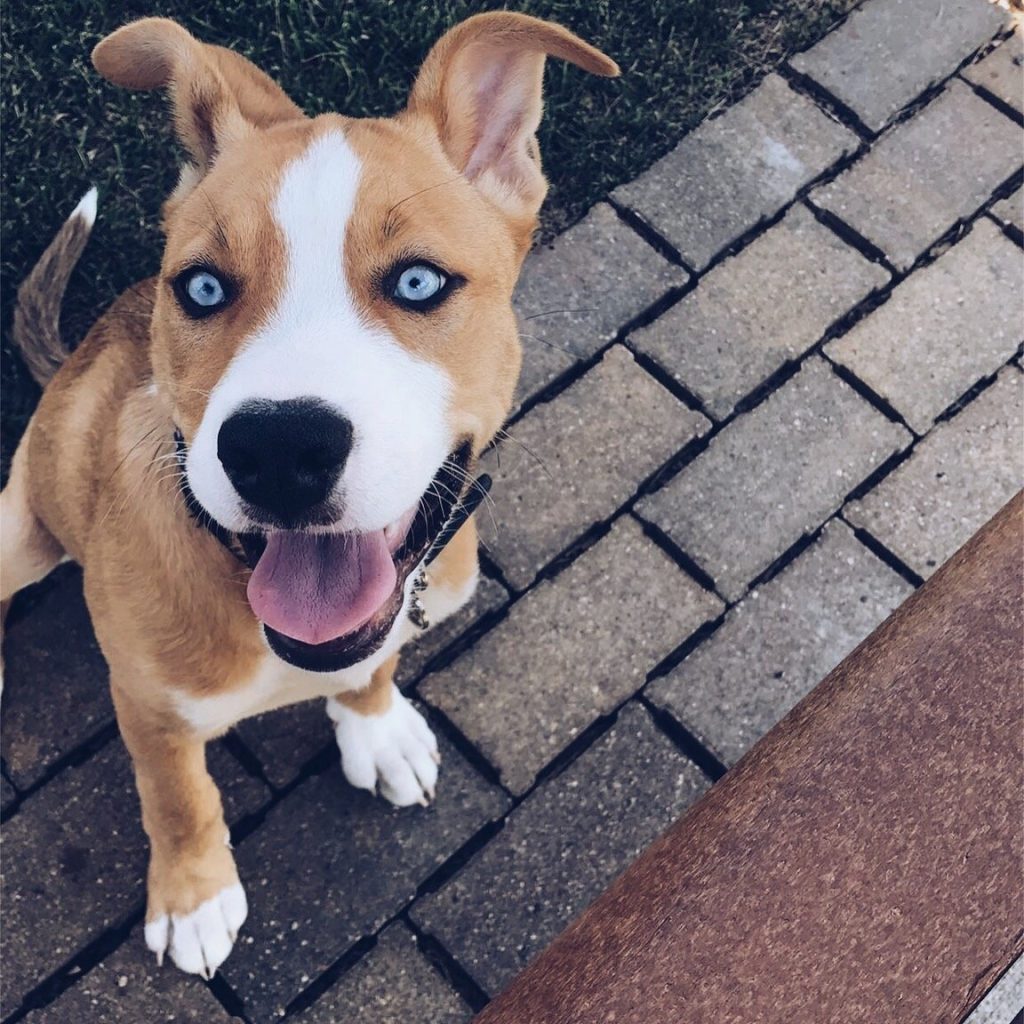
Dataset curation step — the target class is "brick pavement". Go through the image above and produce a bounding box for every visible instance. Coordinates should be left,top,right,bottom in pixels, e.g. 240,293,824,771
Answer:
2,3,1021,1022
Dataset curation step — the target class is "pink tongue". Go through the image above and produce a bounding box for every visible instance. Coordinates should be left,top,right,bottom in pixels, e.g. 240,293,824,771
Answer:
247,530,397,645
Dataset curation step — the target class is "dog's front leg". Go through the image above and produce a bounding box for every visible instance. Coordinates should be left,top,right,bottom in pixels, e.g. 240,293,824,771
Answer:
327,656,440,807
112,682,246,977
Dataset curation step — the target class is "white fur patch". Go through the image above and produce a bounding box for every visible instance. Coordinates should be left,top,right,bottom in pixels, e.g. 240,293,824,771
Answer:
145,881,247,979
72,187,98,229
186,130,453,535
328,684,440,807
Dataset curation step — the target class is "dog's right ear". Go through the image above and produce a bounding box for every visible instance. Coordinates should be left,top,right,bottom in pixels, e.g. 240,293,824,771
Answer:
92,19,303,174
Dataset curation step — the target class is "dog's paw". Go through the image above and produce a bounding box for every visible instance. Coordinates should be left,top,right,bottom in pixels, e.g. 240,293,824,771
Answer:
328,685,440,807
145,880,247,979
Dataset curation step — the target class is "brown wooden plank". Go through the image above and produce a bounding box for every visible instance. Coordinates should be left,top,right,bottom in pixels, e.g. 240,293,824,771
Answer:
476,493,1024,1024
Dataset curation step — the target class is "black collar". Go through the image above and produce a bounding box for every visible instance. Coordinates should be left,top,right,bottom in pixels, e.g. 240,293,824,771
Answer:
173,429,491,570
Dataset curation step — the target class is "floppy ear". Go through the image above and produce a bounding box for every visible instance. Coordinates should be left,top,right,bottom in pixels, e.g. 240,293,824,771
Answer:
405,12,618,224
92,18,303,174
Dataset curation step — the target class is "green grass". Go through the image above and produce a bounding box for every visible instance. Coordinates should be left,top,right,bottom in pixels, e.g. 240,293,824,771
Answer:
1,0,857,470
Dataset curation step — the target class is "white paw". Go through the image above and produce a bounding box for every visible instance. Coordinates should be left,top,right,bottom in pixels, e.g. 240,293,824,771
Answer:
144,881,248,979
327,685,440,807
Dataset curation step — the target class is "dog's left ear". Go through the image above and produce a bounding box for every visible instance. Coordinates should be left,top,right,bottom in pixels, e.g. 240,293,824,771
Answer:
92,18,303,174
405,13,618,230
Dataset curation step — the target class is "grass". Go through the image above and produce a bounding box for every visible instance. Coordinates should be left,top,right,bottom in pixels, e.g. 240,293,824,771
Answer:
1,0,858,471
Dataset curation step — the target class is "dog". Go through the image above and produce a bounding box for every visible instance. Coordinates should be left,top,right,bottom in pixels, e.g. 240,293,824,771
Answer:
1,13,617,979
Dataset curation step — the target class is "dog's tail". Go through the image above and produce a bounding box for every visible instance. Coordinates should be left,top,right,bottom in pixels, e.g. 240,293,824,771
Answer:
12,187,98,388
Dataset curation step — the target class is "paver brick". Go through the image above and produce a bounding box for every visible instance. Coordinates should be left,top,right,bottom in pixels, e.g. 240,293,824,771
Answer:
222,729,509,1023
630,205,889,418
412,702,708,995
1,744,142,1014
825,219,1023,433
613,74,858,271
962,32,1024,115
421,516,722,795
846,367,1024,578
22,925,237,1024
236,577,508,789
813,80,1023,270
482,346,710,589
2,566,113,789
297,924,471,1024
648,520,913,766
0,738,266,1015
791,0,1005,132
636,357,911,601
513,203,688,405
992,186,1024,233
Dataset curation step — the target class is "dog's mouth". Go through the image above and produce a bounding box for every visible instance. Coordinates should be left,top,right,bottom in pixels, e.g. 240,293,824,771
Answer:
232,443,473,673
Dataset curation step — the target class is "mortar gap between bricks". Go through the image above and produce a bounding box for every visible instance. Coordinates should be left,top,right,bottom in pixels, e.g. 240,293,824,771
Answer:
644,613,728,689
507,283,695,430
964,77,1024,128
630,513,721,598
403,600,512,689
802,200,898,274
780,64,874,141
415,701,507,794
403,916,491,1013
824,359,916,433
530,708,622,792
0,904,145,1024
413,817,507,900
220,731,277,793
8,718,120,809
626,345,715,421
639,697,728,782
989,214,1024,250
840,519,925,589
842,447,916,505
207,974,254,1024
933,361,1017,426
280,934,377,1019
743,522,828,597
604,196,692,271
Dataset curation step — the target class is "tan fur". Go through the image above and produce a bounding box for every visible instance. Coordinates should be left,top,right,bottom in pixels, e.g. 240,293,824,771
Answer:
3,13,616,973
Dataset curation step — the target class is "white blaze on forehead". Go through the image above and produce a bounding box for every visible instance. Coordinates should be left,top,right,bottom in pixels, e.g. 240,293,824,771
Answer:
186,129,453,534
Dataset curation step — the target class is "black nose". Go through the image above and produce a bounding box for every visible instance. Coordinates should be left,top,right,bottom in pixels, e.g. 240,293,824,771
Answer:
217,399,353,525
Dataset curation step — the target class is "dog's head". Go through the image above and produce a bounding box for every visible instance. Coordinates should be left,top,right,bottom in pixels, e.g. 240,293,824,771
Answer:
92,15,617,671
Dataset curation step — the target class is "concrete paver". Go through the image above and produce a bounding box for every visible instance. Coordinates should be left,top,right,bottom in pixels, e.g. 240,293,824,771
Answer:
845,367,1024,578
648,520,913,765
482,346,709,588
636,358,911,601
813,80,1023,269
22,925,238,1024
296,924,471,1024
791,0,1006,131
2,567,113,790
962,32,1024,115
825,219,1023,432
630,204,888,418
412,703,708,994
513,202,688,405
421,517,722,795
221,731,509,1023
613,74,857,270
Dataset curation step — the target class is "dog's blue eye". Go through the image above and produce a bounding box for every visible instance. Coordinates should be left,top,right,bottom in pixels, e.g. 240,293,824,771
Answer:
394,265,446,305
185,270,226,308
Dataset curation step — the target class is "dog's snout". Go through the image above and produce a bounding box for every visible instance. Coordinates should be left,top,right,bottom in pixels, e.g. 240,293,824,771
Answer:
217,399,353,524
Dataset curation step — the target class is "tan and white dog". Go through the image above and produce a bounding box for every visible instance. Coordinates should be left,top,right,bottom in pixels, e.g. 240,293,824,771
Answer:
1,14,616,979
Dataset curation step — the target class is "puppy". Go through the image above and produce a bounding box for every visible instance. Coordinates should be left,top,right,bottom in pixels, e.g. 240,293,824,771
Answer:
1,14,617,978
